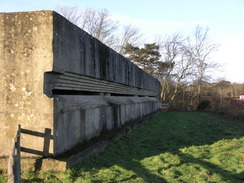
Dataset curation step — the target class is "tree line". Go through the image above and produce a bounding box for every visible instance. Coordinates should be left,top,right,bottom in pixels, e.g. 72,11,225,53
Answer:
56,6,243,110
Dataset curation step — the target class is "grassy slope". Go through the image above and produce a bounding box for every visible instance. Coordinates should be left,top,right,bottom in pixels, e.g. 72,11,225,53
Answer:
4,112,244,182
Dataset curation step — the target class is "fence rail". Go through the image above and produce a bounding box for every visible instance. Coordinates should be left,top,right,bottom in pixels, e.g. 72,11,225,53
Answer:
8,124,21,183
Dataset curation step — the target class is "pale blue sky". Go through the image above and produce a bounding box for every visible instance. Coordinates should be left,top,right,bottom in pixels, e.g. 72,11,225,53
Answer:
1,0,244,83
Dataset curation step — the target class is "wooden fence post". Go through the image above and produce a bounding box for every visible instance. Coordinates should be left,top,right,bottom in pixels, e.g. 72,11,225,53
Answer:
8,124,21,183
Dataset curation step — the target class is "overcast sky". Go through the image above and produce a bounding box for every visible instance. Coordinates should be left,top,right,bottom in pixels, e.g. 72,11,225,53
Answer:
1,0,244,83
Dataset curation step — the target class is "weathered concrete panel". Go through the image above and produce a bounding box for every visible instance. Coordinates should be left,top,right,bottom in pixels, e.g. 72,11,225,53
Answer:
0,11,54,158
52,95,160,155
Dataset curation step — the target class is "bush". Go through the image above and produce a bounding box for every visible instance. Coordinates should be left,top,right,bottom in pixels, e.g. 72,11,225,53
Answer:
197,100,211,111
203,96,244,120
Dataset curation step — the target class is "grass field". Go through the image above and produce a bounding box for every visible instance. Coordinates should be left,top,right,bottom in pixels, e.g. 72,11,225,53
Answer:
2,112,244,182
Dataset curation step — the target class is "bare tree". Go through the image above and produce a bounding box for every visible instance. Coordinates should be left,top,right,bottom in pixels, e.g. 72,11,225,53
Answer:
156,27,219,108
80,8,119,47
56,6,143,51
156,33,186,101
117,25,143,54
56,5,82,26
170,52,194,101
188,26,219,99
56,6,119,47
215,80,232,104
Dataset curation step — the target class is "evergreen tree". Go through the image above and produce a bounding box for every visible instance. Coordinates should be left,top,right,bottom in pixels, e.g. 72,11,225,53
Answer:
124,43,161,75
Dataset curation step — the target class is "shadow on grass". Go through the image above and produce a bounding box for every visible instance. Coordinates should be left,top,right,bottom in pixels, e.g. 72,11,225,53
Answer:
69,112,244,182
13,112,241,182
21,178,43,183
178,152,244,181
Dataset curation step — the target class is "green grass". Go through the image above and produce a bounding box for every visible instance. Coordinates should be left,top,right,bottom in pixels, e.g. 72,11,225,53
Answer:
2,112,244,182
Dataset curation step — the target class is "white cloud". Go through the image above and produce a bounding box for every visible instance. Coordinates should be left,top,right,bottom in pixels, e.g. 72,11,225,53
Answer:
213,38,244,83
111,13,208,42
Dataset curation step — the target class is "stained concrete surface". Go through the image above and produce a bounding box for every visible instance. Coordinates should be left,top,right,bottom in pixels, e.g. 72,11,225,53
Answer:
0,11,161,171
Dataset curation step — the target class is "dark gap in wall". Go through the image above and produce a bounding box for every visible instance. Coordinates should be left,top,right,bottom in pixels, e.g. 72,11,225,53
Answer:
52,89,101,96
110,93,136,97
52,89,155,98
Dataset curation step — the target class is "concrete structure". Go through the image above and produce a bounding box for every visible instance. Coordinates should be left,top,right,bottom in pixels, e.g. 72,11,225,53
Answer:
0,11,160,169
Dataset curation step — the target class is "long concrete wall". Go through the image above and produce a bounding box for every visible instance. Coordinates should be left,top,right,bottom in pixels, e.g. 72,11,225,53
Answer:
0,11,161,160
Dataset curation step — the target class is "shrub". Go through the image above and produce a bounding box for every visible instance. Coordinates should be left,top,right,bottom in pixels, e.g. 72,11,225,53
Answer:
197,100,211,111
204,96,244,120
